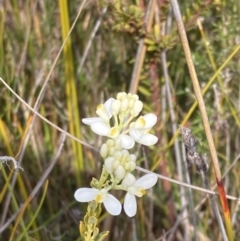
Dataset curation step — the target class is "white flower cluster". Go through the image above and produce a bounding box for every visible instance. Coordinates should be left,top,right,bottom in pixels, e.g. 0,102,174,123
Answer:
74,93,158,217
82,92,158,149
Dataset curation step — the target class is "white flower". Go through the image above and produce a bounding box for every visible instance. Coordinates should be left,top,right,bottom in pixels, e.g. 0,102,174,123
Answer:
82,94,158,149
82,98,114,136
116,135,135,149
74,188,122,216
129,113,158,146
82,97,135,149
122,173,158,217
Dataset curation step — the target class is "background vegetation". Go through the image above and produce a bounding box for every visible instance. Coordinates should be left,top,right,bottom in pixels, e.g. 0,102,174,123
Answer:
0,0,240,240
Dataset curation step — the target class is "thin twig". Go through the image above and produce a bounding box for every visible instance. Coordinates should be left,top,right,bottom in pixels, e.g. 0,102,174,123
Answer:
136,166,240,202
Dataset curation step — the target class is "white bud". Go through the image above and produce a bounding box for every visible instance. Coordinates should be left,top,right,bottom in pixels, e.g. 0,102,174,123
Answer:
131,94,139,100
114,165,125,180
104,157,114,173
100,144,108,158
120,98,129,112
117,92,127,101
113,160,120,170
111,100,121,115
122,173,136,187
129,154,136,162
131,100,143,117
114,138,122,150
106,139,114,147
124,162,130,170
128,98,135,108
114,151,122,160
122,156,127,163
121,150,129,158
128,162,136,172
109,147,116,156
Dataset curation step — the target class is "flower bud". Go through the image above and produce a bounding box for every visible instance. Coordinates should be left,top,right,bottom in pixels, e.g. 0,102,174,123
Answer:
114,165,125,180
128,161,136,172
113,160,120,170
129,154,136,162
117,92,126,101
131,100,143,117
124,162,130,170
111,100,121,115
100,143,108,158
106,139,115,147
122,173,136,187
128,98,135,108
121,149,129,158
109,147,116,156
113,150,122,159
115,138,122,150
132,94,139,100
104,157,114,173
120,98,129,112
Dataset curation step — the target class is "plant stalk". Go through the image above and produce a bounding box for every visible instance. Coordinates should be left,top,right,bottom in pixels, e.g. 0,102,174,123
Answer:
170,0,234,240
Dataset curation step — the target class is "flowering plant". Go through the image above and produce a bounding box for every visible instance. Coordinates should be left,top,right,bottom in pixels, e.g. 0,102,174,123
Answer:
74,93,158,240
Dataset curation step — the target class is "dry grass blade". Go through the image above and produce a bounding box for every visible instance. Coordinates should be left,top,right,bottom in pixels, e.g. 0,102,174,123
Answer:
7,134,66,239
170,0,234,239
128,0,156,94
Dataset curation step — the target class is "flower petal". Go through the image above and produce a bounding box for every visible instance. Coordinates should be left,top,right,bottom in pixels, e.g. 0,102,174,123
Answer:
122,173,136,187
137,134,158,146
103,98,115,118
124,193,137,217
142,113,157,129
117,134,135,149
131,100,143,117
103,194,122,216
74,188,98,202
82,117,103,125
91,122,110,136
134,174,158,189
129,128,142,141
